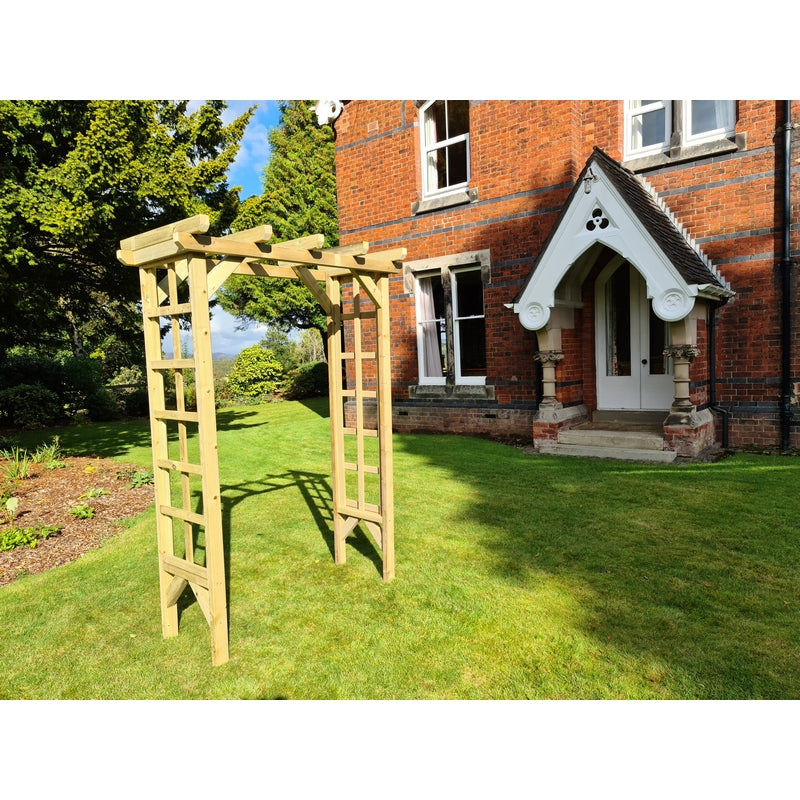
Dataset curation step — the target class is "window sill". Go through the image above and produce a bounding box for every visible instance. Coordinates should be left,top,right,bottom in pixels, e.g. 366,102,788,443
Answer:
622,133,746,172
412,188,478,216
409,383,494,401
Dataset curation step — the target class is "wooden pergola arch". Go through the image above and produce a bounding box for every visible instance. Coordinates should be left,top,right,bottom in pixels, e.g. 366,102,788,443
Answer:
117,215,404,665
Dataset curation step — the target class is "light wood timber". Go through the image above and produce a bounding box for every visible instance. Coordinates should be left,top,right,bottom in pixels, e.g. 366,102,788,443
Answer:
292,265,333,315
150,358,195,370
174,233,405,274
145,302,192,319
223,224,273,243
354,273,383,308
157,458,203,476
165,576,189,608
162,554,209,587
159,504,205,527
326,275,348,566
189,583,212,625
139,266,180,638
120,214,209,251
187,253,229,666
375,273,395,580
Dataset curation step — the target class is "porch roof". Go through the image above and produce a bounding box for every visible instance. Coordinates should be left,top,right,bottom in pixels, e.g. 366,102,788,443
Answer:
513,147,733,331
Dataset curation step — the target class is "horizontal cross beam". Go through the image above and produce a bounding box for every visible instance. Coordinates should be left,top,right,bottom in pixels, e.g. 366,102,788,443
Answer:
118,231,404,275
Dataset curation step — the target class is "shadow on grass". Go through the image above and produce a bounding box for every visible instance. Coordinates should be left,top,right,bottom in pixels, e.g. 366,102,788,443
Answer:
218,469,382,580
297,396,330,419
8,407,264,462
395,433,800,698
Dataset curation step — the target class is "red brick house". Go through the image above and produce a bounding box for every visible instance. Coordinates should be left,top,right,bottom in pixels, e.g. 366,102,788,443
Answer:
317,100,798,459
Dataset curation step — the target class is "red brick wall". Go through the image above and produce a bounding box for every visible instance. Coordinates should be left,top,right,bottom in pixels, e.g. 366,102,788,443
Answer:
333,100,800,449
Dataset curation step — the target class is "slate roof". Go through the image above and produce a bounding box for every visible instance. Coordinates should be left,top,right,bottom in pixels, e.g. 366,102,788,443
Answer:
514,147,731,302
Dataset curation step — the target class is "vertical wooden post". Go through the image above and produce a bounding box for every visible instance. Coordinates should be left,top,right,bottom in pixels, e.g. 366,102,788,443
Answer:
375,273,395,581
139,265,179,638
326,275,348,565
187,254,228,666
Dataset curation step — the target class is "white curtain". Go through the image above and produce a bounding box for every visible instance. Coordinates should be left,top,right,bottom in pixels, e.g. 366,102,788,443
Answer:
424,108,439,194
690,100,733,135
418,278,443,378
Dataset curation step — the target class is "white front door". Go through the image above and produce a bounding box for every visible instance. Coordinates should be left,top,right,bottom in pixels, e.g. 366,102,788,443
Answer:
595,260,673,410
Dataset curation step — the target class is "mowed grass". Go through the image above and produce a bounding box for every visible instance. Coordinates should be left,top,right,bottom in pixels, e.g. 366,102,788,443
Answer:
2,397,799,699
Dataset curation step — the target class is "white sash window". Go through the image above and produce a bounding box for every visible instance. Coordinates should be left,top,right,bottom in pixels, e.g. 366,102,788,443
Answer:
420,100,470,198
625,100,736,158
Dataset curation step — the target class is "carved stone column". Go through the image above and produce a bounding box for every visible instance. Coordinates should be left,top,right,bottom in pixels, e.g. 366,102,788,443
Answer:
663,344,699,412
534,349,564,409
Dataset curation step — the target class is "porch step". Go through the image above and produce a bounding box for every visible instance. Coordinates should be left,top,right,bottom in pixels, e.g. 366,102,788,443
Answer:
537,409,676,462
592,410,668,426
538,441,678,463
559,424,664,450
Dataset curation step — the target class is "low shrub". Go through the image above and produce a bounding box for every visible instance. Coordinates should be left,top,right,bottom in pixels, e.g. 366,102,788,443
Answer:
0,384,60,429
225,346,284,400
282,361,329,400
61,355,119,421
0,350,121,425
0,525,61,552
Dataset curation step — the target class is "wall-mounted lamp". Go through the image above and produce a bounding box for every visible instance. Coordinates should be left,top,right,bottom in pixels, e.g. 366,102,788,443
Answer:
583,166,598,194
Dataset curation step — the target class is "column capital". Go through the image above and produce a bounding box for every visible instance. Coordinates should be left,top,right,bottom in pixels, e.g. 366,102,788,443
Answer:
533,349,565,363
664,344,700,361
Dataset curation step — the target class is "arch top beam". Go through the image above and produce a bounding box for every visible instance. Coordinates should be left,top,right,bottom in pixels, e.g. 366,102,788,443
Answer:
117,220,405,277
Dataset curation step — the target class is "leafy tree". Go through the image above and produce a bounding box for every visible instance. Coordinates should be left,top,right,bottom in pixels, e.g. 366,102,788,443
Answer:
0,100,253,363
225,345,283,399
218,100,338,339
296,328,325,363
259,326,299,372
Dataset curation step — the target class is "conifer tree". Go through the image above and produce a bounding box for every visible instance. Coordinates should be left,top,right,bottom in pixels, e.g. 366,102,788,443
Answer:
219,100,338,338
0,100,252,363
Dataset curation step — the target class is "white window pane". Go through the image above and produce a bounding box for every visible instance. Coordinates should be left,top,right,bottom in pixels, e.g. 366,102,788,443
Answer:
453,269,485,378
417,274,446,379
631,107,667,150
421,101,470,197
690,100,733,136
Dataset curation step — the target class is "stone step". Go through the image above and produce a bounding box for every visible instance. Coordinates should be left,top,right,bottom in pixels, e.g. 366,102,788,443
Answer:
537,442,678,463
558,426,665,450
592,410,668,425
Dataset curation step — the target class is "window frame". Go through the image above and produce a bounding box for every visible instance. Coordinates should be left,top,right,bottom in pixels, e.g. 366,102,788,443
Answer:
682,100,736,146
451,266,486,385
419,100,471,200
625,100,671,157
415,269,447,386
411,255,489,388
624,100,737,161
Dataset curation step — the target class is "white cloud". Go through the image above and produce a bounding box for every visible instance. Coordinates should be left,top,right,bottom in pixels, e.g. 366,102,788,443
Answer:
208,307,269,356
162,307,268,358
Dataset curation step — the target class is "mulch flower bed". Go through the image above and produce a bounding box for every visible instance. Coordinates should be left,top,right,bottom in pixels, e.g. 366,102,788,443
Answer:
0,456,154,587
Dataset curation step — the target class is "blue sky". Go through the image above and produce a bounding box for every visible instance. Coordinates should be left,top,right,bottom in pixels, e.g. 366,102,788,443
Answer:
222,101,281,199
182,100,283,356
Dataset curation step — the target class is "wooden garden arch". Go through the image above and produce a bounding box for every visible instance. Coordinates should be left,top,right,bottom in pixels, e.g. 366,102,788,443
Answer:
117,215,404,665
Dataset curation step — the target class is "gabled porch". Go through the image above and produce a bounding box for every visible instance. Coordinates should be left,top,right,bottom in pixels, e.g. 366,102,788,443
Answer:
512,148,734,459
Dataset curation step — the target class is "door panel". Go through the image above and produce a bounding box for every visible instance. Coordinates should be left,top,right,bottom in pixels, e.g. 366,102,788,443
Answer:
596,262,673,410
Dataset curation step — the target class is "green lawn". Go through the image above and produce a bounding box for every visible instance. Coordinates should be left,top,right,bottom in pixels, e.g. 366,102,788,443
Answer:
1,397,799,699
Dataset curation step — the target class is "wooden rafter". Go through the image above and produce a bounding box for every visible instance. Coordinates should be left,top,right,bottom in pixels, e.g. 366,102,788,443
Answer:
119,215,404,665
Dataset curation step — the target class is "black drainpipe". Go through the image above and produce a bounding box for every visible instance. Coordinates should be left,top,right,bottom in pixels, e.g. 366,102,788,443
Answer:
708,299,729,450
780,100,794,452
